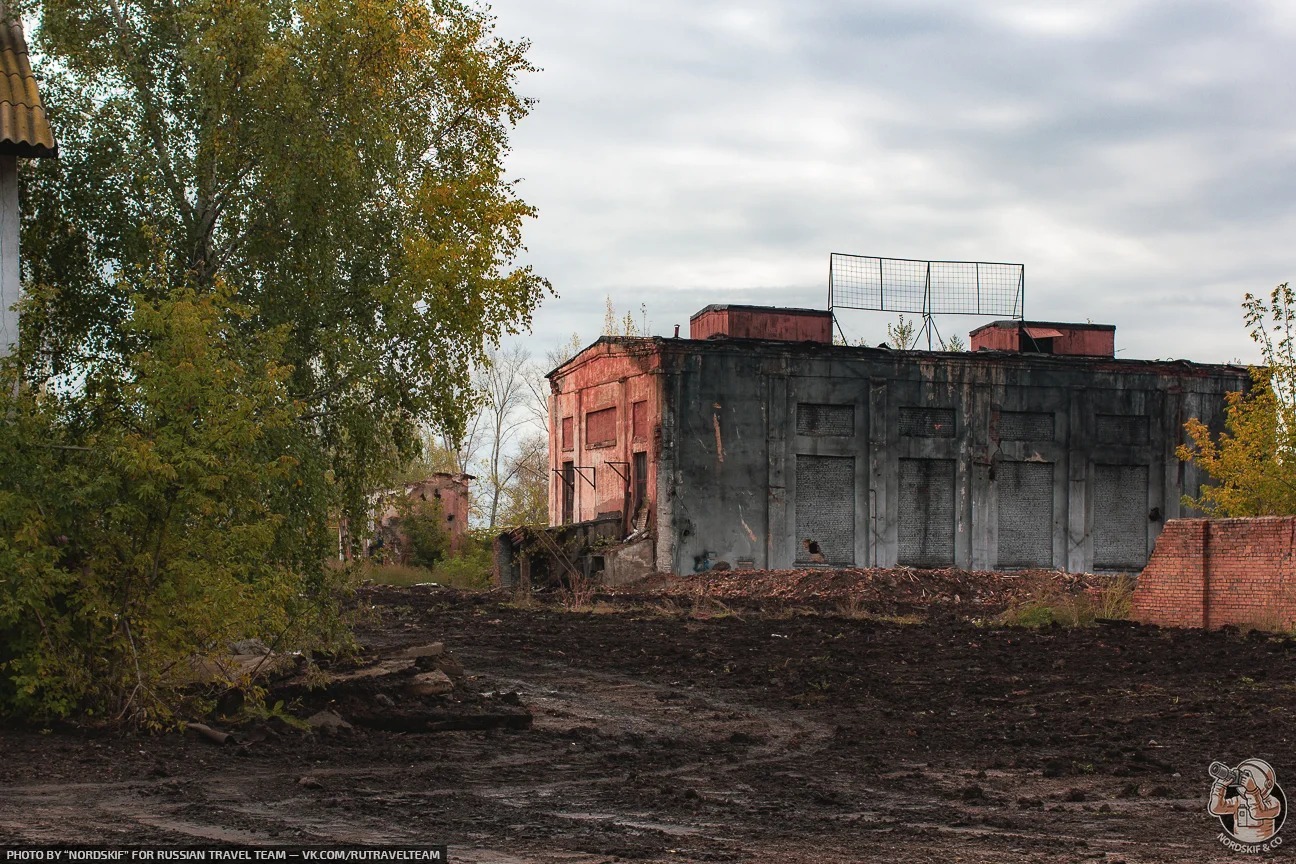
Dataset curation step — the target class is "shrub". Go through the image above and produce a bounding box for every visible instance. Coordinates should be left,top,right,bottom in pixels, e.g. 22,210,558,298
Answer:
396,496,451,569
0,286,352,725
1092,575,1136,620
995,576,1134,629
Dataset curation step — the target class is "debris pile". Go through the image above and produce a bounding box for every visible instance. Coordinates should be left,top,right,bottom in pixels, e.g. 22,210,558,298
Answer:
641,567,1116,612
272,640,532,734
185,638,530,744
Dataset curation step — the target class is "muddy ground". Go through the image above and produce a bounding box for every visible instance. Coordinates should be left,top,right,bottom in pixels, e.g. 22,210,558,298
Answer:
2,579,1295,862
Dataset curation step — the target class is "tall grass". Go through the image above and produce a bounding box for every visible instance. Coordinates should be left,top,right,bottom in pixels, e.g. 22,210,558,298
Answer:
996,575,1135,628
360,543,494,591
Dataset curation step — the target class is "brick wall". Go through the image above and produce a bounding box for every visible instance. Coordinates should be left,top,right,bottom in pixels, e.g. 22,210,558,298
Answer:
1132,517,1296,629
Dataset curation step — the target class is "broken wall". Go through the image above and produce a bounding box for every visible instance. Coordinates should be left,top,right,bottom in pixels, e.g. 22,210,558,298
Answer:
1133,517,1296,629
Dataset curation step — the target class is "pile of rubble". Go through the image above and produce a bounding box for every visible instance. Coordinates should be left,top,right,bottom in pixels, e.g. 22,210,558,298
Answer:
185,639,530,744
642,566,1117,612
274,640,532,734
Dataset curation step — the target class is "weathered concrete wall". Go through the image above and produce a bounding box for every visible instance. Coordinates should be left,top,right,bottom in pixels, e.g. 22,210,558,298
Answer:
1133,517,1296,629
657,340,1246,574
0,154,19,357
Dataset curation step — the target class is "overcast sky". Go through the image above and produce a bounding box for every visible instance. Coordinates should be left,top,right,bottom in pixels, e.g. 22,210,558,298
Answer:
489,0,1295,365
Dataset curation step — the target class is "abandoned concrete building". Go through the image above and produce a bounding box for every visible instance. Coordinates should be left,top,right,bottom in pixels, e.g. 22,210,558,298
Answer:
544,304,1248,577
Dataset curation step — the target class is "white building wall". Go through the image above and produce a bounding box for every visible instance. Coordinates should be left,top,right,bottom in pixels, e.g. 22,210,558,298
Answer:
0,154,19,357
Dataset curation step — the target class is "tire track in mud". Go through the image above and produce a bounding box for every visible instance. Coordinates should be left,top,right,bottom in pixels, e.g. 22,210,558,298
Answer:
444,644,840,853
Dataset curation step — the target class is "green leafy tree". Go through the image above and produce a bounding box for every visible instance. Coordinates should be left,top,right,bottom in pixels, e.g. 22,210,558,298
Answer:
0,279,349,723
21,0,549,529
0,0,547,722
1180,284,1296,515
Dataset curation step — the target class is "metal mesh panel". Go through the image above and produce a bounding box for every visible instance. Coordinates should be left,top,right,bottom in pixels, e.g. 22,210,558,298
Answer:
898,458,955,567
795,455,855,564
829,254,1024,317
996,461,1054,567
899,407,956,438
1096,414,1149,445
999,411,1054,441
1093,464,1148,570
797,403,854,437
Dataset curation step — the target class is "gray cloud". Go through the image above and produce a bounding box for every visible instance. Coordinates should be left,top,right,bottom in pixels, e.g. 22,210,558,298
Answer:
490,0,1294,363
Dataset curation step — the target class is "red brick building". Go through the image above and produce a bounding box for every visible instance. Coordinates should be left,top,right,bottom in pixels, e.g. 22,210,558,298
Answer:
370,473,473,561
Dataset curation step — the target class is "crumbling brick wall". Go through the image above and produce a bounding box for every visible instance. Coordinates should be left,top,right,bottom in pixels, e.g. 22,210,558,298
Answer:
1132,517,1296,629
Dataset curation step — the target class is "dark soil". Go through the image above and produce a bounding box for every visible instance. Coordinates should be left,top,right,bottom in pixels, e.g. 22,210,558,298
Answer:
3,581,1294,862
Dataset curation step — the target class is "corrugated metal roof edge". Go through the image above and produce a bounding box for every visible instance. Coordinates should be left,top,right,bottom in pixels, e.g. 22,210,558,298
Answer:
0,138,55,157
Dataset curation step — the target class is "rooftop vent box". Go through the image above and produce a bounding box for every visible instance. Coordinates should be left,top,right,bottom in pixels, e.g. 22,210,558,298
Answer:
690,304,833,344
969,320,1115,358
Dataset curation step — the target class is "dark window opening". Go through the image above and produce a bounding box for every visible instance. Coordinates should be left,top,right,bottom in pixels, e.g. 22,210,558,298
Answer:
797,403,854,436
632,451,648,516
899,407,956,438
562,461,575,524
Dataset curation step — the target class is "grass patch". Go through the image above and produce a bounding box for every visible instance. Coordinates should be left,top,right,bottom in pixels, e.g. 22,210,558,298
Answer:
1093,575,1136,620
996,575,1135,629
1236,607,1296,636
360,544,493,591
833,595,924,625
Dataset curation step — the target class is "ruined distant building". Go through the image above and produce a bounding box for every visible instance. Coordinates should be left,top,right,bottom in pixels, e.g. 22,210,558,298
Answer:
367,473,473,562
546,305,1248,576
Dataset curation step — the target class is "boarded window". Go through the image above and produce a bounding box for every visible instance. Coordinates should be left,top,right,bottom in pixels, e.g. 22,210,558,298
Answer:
797,403,854,437
1096,414,1148,444
561,416,574,451
795,455,854,564
996,461,1054,567
999,411,1054,441
899,407,955,438
898,458,955,566
1093,464,1148,570
632,401,648,440
585,407,616,448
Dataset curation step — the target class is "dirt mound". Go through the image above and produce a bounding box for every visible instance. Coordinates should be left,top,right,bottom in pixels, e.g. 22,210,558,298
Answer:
637,566,1113,612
